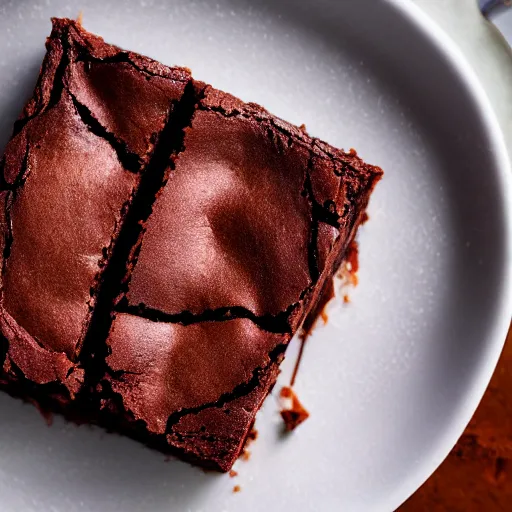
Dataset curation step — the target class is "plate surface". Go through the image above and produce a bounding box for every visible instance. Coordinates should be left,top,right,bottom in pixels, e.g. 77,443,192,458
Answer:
0,0,510,511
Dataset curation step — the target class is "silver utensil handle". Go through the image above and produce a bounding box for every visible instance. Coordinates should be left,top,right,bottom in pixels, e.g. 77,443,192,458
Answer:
479,0,511,17
479,0,512,50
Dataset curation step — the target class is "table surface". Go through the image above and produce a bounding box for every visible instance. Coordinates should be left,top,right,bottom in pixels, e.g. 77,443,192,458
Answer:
400,1,512,510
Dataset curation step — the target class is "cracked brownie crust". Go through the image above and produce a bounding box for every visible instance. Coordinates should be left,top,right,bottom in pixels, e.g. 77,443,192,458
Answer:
0,18,189,396
0,18,382,471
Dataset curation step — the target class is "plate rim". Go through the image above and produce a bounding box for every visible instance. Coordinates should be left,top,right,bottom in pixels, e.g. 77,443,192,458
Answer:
383,0,512,509
0,2,510,510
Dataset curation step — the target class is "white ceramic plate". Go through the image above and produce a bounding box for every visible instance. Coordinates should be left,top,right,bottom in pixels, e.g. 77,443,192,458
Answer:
0,1,510,511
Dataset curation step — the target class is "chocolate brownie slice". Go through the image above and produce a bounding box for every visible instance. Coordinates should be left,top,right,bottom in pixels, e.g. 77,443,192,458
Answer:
0,18,382,471
103,85,381,470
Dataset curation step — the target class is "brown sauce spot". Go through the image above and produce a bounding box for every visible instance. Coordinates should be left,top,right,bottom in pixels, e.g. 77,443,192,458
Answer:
280,386,310,431
246,427,258,442
290,279,334,386
280,386,293,399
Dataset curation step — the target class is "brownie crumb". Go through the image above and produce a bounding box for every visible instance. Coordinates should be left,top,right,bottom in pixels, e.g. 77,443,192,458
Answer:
337,240,359,287
229,469,238,478
233,485,241,493
280,386,310,431
345,241,359,275
280,386,293,399
247,427,258,443
238,425,258,463
343,294,350,304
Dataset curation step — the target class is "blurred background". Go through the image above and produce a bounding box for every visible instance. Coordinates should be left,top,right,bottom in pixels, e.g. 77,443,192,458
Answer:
401,1,511,509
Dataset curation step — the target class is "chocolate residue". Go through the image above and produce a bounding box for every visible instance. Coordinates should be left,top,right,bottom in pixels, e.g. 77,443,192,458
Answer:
237,424,258,463
344,240,359,278
229,469,238,478
289,337,306,388
290,278,334,387
239,425,258,462
280,386,310,431
233,485,241,493
302,276,335,338
28,398,54,426
246,427,258,443
280,386,292,399
337,240,360,304
289,239,360,386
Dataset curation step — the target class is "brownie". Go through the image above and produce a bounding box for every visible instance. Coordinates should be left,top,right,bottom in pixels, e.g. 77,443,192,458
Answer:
0,18,382,471
0,18,189,400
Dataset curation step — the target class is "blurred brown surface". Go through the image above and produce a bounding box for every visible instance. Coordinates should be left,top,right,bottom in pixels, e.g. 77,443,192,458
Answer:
400,323,512,511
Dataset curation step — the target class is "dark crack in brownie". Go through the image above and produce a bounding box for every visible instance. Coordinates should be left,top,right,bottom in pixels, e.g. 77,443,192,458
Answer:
0,18,382,471
0,18,190,402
